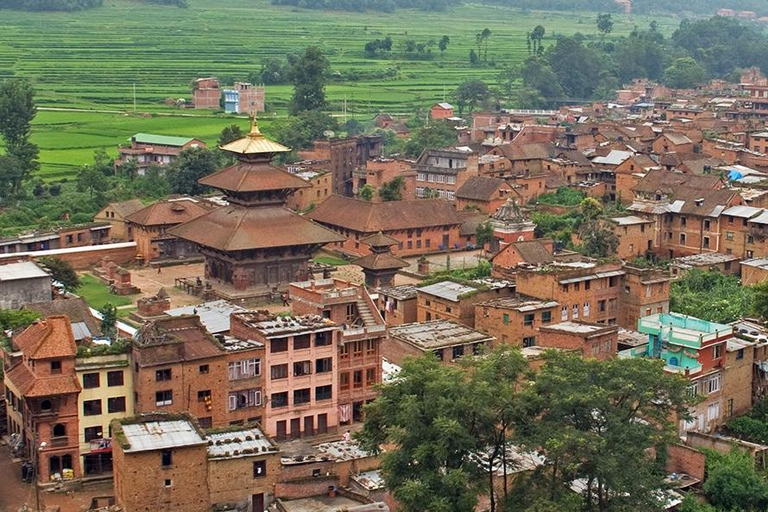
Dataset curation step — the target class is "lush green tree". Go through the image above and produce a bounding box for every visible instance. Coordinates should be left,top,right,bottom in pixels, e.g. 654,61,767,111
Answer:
454,79,491,115
663,57,708,89
0,309,39,331
359,184,375,201
402,121,456,157
270,110,338,152
251,57,292,85
438,35,450,54
546,36,603,100
289,46,330,114
342,119,364,136
520,57,564,105
0,78,39,194
476,220,493,247
578,220,619,259
131,165,170,200
38,257,81,292
357,353,495,512
536,187,585,206
670,269,752,323
516,353,694,512
476,28,492,62
76,164,109,198
379,176,405,202
99,303,118,340
579,197,603,220
703,448,768,511
596,13,614,36
167,147,220,196
751,279,768,320
531,25,546,55
118,157,139,181
219,124,244,146
469,49,479,66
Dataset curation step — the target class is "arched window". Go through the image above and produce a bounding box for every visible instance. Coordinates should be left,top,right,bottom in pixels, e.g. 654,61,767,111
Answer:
669,357,679,367
52,424,66,438
40,400,52,411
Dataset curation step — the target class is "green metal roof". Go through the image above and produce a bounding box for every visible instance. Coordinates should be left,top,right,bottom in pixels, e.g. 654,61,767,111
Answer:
131,133,197,146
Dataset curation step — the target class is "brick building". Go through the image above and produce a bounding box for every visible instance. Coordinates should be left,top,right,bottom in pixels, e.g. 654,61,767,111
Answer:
537,321,619,360
307,196,464,257
430,102,454,119
416,280,514,328
474,296,560,348
230,312,340,440
126,197,214,264
376,285,418,326
607,216,655,260
289,279,385,427
740,257,768,285
192,77,221,110
93,199,144,242
132,315,266,429
223,82,265,114
0,223,112,255
3,317,83,482
652,132,694,154
515,260,671,331
298,136,383,196
490,239,556,280
414,149,478,200
352,158,416,201
285,169,332,212
385,321,495,365
455,176,520,214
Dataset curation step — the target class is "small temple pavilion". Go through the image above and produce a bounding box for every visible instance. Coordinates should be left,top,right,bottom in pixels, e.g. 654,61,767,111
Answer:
169,119,344,296
488,198,536,253
352,232,408,288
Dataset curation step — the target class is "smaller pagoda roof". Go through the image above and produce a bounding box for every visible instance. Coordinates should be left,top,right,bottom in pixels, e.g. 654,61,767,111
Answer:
352,252,409,271
220,117,290,156
492,198,528,223
361,231,400,248
198,163,311,193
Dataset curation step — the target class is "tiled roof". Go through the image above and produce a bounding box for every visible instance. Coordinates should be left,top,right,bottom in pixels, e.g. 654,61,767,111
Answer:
126,198,213,227
360,232,400,248
100,199,144,218
633,170,722,195
494,143,554,161
199,163,311,193
456,176,508,201
25,298,101,337
168,205,344,251
352,252,409,271
13,316,77,360
6,363,81,397
512,240,555,265
307,196,462,233
660,132,693,145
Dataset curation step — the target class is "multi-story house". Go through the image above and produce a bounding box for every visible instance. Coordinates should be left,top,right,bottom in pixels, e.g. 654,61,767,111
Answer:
3,317,83,482
115,133,205,175
132,315,266,429
230,312,340,440
386,320,495,366
414,148,478,200
416,280,514,328
376,285,418,326
621,313,730,436
475,296,559,348
76,353,133,477
515,260,671,331
288,278,385,428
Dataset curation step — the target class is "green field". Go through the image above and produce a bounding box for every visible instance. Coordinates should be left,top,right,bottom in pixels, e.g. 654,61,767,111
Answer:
0,0,675,112
0,0,677,178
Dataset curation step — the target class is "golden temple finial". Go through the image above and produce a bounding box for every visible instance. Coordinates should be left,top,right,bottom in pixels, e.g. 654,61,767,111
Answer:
248,112,263,139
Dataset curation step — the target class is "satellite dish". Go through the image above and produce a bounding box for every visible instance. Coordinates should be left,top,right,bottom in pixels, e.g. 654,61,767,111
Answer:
323,130,335,138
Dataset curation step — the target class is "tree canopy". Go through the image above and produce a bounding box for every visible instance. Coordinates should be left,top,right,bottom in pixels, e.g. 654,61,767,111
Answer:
289,46,330,114
38,256,81,292
0,78,39,197
167,147,220,196
670,269,753,324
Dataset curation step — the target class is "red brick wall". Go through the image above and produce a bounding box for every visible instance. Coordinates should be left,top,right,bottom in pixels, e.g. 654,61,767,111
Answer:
537,329,617,360
382,336,426,366
474,304,557,348
323,225,463,258
666,444,706,482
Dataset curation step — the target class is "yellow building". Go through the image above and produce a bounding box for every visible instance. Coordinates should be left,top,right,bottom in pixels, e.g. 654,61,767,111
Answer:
75,353,134,477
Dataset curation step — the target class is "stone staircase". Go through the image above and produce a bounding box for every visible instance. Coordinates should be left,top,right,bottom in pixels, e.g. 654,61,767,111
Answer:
355,300,377,328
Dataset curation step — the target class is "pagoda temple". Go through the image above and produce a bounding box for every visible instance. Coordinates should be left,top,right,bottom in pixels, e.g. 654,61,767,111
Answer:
352,232,408,288
169,119,344,295
489,198,536,253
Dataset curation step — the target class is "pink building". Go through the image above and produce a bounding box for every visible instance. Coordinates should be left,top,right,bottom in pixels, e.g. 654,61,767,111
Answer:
431,102,454,120
230,312,340,440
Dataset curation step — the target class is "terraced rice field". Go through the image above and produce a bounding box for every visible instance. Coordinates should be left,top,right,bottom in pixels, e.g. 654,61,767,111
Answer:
0,0,676,178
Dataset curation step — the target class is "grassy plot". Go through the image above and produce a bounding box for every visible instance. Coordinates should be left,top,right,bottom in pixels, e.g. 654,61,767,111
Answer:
76,274,134,310
0,0,675,113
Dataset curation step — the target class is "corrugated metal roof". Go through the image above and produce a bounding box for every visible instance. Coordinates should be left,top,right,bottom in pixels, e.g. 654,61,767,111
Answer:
70,321,92,341
122,421,205,452
722,205,762,218
0,261,49,281
610,216,652,226
166,300,247,334
131,133,196,146
751,211,768,225
418,281,478,302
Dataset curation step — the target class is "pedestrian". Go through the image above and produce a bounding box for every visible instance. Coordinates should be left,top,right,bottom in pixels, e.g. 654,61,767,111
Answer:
282,292,289,307
342,430,351,443
157,264,162,274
